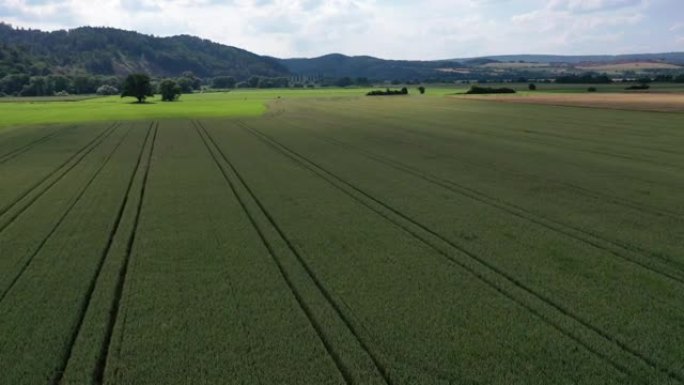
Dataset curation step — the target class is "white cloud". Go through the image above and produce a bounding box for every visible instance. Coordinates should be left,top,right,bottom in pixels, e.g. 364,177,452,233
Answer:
0,0,679,59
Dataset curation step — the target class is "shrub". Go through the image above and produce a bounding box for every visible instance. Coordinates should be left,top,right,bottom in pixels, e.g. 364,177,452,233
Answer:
96,85,119,95
625,84,650,90
528,83,537,91
418,86,426,94
159,79,182,102
587,87,597,92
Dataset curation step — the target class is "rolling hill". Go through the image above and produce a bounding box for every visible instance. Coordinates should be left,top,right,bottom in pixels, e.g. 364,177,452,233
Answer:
0,23,288,79
1,23,683,83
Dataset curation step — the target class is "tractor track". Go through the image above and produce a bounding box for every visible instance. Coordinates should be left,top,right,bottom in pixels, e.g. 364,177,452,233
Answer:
296,105,683,219
309,133,684,283
0,125,73,165
0,125,134,306
51,123,154,385
240,120,681,384
0,122,120,231
94,122,158,385
195,120,374,385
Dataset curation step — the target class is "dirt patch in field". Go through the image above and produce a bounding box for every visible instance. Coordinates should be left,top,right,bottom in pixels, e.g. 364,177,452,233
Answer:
457,93,684,112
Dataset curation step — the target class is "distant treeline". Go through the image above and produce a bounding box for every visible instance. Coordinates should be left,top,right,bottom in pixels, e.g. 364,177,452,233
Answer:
555,74,613,84
0,71,204,97
3,69,684,98
367,88,409,96
465,86,516,94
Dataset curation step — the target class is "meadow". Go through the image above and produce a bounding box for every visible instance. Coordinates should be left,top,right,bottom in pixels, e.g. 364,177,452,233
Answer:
0,89,683,384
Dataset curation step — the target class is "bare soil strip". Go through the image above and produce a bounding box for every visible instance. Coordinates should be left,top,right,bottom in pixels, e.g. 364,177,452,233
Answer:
457,93,684,112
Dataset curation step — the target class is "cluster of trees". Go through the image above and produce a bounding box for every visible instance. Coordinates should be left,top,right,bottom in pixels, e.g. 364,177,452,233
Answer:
465,86,516,94
120,73,181,103
367,88,409,96
0,74,121,96
640,74,684,83
625,84,650,90
555,74,613,84
236,76,290,89
317,77,372,87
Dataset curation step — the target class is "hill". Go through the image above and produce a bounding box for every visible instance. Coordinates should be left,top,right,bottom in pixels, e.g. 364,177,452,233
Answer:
1,23,683,89
279,54,444,81
0,23,288,79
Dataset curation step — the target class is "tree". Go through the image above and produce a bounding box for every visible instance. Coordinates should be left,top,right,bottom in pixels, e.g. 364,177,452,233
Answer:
247,76,260,88
212,76,236,89
335,77,353,87
159,79,181,101
528,83,537,91
0,74,29,95
121,73,153,103
176,77,194,93
182,71,202,90
418,86,426,94
355,77,370,86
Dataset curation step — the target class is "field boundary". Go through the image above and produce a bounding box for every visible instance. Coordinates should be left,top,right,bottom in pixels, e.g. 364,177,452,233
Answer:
454,93,684,113
240,120,682,383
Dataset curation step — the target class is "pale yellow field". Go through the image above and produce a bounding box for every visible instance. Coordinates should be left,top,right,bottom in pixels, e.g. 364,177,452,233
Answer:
457,92,684,112
577,61,682,71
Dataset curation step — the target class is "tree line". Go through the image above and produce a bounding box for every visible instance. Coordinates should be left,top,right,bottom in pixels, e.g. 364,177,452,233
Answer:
0,71,205,97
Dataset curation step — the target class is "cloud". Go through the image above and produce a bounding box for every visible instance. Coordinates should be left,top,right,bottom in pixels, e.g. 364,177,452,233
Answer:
0,0,679,59
548,0,645,12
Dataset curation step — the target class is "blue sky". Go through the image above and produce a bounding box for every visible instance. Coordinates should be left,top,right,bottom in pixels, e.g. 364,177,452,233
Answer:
1,0,682,59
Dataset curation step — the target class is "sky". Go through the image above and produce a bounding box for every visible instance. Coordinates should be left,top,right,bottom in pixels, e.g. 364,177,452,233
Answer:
0,0,683,60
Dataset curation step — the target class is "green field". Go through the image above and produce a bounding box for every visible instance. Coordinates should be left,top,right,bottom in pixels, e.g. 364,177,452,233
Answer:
0,93,683,385
2,83,683,130
0,89,385,128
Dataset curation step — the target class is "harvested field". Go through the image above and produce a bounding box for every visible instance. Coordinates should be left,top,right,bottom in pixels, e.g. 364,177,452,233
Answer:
457,92,684,112
577,62,682,71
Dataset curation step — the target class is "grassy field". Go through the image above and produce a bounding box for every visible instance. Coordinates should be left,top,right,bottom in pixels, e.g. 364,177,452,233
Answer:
2,83,684,129
0,89,383,129
0,92,683,384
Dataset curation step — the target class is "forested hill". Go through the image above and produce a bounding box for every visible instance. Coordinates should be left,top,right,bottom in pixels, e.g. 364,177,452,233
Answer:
279,54,443,80
0,24,288,79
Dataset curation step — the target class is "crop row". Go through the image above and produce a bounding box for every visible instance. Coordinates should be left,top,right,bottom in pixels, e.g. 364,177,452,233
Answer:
200,119,643,384
0,122,151,384
225,107,684,382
